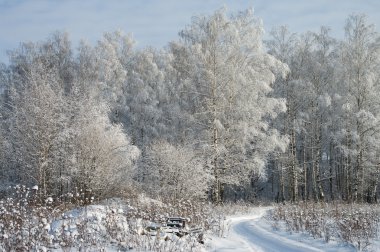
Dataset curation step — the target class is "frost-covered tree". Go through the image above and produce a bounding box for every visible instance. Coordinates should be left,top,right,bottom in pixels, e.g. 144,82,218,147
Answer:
288,29,337,202
94,31,131,107
172,8,289,203
306,27,337,201
267,15,380,203
123,48,166,148
6,60,67,196
335,14,380,202
3,33,140,199
267,26,337,202
299,28,337,202
265,26,299,202
72,100,140,198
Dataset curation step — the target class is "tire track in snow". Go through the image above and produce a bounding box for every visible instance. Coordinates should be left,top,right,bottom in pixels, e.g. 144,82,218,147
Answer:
232,217,322,252
209,208,322,252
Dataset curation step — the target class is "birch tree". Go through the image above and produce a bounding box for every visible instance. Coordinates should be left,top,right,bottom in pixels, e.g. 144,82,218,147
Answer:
337,14,380,202
172,8,288,203
267,27,337,202
266,26,299,202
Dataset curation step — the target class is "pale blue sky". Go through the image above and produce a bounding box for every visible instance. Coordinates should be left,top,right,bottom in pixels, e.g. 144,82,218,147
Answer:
0,0,379,63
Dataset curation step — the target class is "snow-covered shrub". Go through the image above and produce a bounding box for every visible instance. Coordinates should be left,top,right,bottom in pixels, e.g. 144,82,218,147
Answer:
73,101,140,199
336,208,379,250
0,185,61,251
140,140,210,201
0,185,260,251
269,202,380,250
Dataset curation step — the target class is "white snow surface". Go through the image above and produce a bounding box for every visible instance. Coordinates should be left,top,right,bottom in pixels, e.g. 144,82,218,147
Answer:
205,207,357,252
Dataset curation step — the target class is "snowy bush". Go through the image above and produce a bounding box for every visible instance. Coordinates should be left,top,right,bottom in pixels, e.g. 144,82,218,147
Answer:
0,185,60,251
140,140,210,201
0,186,212,251
269,202,380,250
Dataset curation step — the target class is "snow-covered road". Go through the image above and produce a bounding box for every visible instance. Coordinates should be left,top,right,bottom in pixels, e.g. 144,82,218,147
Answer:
207,207,354,252
230,216,321,251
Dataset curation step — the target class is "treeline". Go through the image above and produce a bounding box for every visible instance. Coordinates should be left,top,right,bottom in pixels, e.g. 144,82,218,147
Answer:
0,8,379,204
266,14,380,203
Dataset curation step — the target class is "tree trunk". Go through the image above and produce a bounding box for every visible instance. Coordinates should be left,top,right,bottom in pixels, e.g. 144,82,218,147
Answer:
278,161,285,203
303,139,307,201
290,127,298,202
